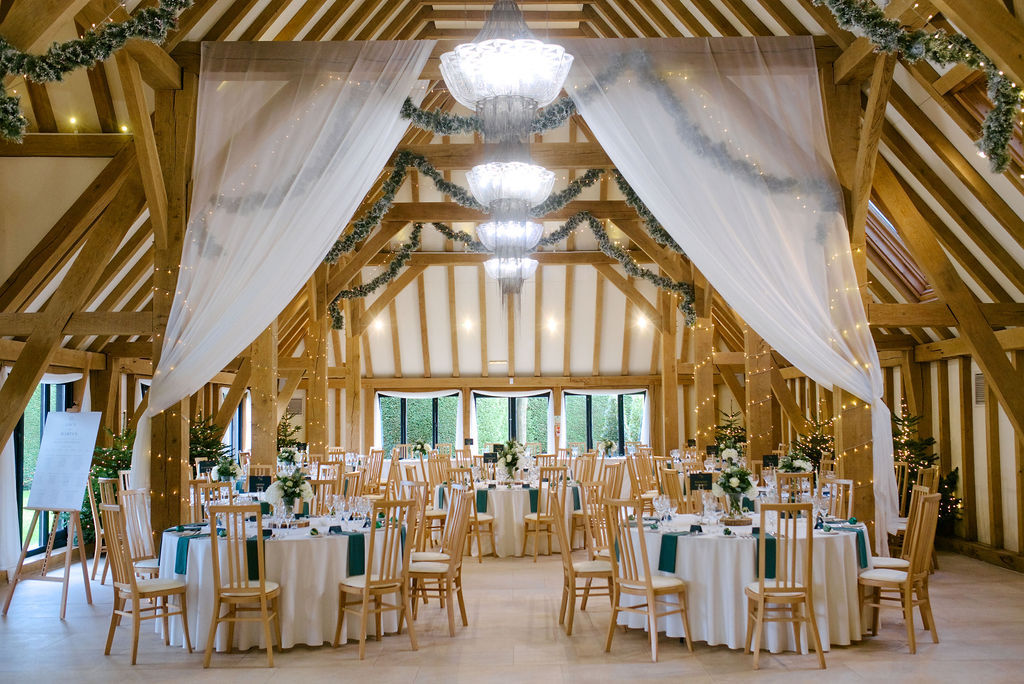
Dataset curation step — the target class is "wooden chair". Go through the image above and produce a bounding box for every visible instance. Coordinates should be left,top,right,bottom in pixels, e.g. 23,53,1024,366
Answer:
660,465,701,514
604,497,693,662
204,503,281,668
119,488,159,578
245,464,275,493
435,443,454,458
776,472,815,502
894,461,912,516
569,454,598,547
859,493,941,654
193,459,211,480
522,466,568,561
326,446,345,458
193,480,233,523
450,467,496,562
877,485,930,571
362,448,386,496
118,469,132,491
100,504,192,664
409,487,471,637
424,454,451,541
550,497,613,635
819,457,836,477
578,481,611,561
87,477,110,584
568,441,586,456
310,479,336,516
601,461,625,499
822,477,855,520
915,465,940,493
334,498,418,659
393,444,411,460
744,502,825,670
340,470,363,499
238,451,252,470
534,453,556,469
398,481,431,557
98,476,120,506
625,455,657,514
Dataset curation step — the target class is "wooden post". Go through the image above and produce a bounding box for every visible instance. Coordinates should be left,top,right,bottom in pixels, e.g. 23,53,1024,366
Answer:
660,291,679,454
959,359,978,540
744,329,773,460
306,314,329,456
834,389,875,538
250,322,278,466
694,317,715,451
345,299,362,452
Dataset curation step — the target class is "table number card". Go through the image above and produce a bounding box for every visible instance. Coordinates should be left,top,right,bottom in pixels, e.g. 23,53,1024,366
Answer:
689,472,713,491
762,453,779,468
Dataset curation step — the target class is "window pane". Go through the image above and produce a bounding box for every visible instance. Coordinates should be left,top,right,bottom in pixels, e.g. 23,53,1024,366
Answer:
591,394,618,449
522,396,549,451
622,393,645,443
405,398,433,446
21,385,42,545
436,395,459,447
379,396,401,455
564,394,587,447
475,396,508,449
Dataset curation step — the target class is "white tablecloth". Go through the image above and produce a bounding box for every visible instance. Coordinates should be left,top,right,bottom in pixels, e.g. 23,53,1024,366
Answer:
616,516,871,653
158,522,398,651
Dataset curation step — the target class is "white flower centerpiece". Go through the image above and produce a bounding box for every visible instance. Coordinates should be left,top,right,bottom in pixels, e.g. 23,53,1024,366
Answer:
779,452,814,473
720,447,741,467
712,462,757,524
211,455,241,483
410,439,429,458
278,447,299,474
597,438,615,456
265,469,313,518
496,439,525,482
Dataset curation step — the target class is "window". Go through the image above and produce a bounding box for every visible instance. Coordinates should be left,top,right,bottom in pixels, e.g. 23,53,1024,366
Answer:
378,393,459,455
221,388,250,454
15,381,74,555
474,393,549,452
563,391,646,455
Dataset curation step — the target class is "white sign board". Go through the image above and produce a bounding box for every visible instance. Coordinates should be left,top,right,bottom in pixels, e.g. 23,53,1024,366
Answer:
26,411,102,511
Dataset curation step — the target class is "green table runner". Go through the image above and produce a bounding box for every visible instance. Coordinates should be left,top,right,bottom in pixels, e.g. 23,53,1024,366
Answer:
476,489,489,513
753,532,776,579
833,525,869,569
657,531,689,572
170,528,263,580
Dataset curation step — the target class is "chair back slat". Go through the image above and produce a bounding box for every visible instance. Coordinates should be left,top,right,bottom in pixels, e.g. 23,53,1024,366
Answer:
574,453,597,483
310,479,336,516
363,449,385,494
341,470,362,498
119,488,156,562
445,486,474,566
550,497,573,572
915,465,940,493
118,469,132,491
601,461,624,499
97,477,120,506
399,480,429,552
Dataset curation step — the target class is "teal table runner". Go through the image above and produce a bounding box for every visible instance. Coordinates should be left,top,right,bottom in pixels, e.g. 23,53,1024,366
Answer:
572,486,581,511
753,532,776,579
170,528,263,580
476,489,488,513
528,488,538,513
340,530,365,576
657,531,689,572
833,525,869,569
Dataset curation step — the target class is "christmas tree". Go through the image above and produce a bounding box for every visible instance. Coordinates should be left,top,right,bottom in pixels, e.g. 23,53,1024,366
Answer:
79,428,135,544
714,409,746,450
278,408,302,450
790,418,834,471
892,412,937,481
190,413,232,464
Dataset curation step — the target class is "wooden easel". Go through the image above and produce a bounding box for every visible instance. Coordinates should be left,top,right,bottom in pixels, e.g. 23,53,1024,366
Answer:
2,507,93,619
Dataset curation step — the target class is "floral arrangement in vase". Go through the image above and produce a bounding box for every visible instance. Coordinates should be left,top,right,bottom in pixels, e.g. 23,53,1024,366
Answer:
497,440,525,479
265,469,313,513
211,454,241,482
712,463,758,519
597,438,615,455
411,439,429,457
278,447,298,467
779,453,814,473
720,446,742,466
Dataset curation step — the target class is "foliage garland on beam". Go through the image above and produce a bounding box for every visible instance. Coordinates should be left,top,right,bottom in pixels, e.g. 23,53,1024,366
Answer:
610,170,684,253
400,96,578,136
0,0,193,141
327,223,424,330
812,0,1023,173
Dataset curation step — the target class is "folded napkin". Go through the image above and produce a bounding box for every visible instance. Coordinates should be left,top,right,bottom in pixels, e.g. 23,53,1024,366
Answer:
476,489,489,514
832,525,870,569
658,531,690,573
329,529,365,576
529,488,538,513
753,532,776,579
572,486,581,512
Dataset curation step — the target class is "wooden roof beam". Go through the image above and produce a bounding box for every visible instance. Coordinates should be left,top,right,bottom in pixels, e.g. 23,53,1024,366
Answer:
929,0,1024,89
833,0,926,83
870,302,1024,327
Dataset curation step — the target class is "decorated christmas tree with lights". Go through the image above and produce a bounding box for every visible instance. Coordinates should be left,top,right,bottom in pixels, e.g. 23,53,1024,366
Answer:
790,418,834,471
714,409,746,450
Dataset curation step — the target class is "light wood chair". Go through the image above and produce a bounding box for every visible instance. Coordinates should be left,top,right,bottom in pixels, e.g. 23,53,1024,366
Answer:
604,497,693,662
550,497,613,635
424,454,451,541
915,465,940,493
894,461,912,516
398,481,431,556
193,459,211,480
87,477,110,583
98,476,120,506
334,498,418,659
340,470,363,498
194,480,233,523
119,488,159,579
524,441,543,456
409,487,471,637
625,455,657,514
435,443,454,458
245,464,275,492
118,469,132,490
660,466,701,514
822,477,855,520
100,504,192,664
534,453,557,469
522,466,568,561
744,502,825,670
568,441,586,456
776,472,815,502
601,461,625,499
569,454,598,547
450,467,496,562
877,485,929,571
578,481,611,561
860,493,941,654
362,448,386,496
204,503,281,668
310,479,337,516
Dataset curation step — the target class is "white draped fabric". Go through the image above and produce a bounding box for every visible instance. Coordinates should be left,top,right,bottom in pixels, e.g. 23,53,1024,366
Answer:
558,388,650,450
0,368,19,572
372,389,464,450
469,389,556,454
131,40,435,486
563,36,897,551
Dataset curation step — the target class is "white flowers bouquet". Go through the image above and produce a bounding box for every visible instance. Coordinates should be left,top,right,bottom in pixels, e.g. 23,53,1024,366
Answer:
713,463,757,517
496,440,525,478
720,447,741,465
211,455,241,482
779,453,814,473
264,469,313,510
597,438,615,455
410,439,429,457
278,447,298,466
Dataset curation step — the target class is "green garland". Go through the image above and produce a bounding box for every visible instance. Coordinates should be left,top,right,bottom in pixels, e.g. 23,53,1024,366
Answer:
431,222,488,252
813,0,1023,173
530,167,604,217
0,0,193,141
328,223,423,329
400,96,577,137
610,170,684,253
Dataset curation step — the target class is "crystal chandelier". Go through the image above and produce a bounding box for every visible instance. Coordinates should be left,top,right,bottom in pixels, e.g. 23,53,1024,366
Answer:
440,0,573,296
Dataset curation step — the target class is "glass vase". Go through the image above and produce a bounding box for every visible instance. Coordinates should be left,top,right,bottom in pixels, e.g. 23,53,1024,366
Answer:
727,492,744,518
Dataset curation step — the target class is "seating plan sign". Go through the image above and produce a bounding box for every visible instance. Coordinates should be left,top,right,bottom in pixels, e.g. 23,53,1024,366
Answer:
26,411,101,511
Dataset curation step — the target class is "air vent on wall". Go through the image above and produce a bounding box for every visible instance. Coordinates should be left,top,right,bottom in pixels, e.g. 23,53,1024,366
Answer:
287,397,304,415
975,372,986,406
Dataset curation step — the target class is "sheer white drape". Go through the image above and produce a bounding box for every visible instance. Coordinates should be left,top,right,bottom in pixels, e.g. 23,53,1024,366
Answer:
372,390,463,451
131,40,434,486
469,390,555,454
564,36,896,551
559,388,650,450
0,368,19,571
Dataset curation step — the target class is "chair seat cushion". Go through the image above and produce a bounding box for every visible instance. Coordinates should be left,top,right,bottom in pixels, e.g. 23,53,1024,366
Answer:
595,548,611,559
134,558,160,574
341,574,400,589
425,508,447,518
859,568,908,584
524,513,554,522
886,517,908,535
621,575,684,591
221,579,280,596
473,513,495,523
409,561,449,574
871,557,910,570
573,559,612,574
744,579,806,598
136,577,187,594
411,551,450,562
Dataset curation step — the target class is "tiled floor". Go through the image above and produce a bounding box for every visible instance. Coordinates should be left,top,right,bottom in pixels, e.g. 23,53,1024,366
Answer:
1,551,1023,682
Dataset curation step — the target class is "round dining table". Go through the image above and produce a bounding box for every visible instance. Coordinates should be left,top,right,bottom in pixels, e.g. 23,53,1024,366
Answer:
157,519,398,652
617,514,871,653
